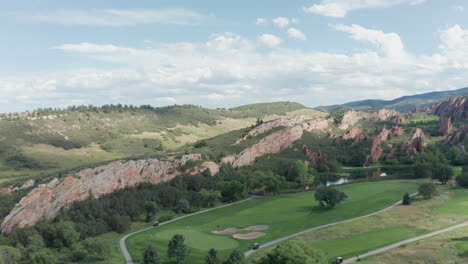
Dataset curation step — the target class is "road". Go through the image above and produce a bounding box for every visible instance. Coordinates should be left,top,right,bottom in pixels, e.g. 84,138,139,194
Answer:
343,221,468,263
120,196,257,264
243,192,418,257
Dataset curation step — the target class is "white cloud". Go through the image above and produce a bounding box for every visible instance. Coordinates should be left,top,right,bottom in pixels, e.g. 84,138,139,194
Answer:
258,34,282,47
256,18,266,25
25,9,208,26
273,17,289,28
287,28,307,40
453,6,464,12
3,25,468,112
332,24,405,59
304,0,426,17
52,42,137,53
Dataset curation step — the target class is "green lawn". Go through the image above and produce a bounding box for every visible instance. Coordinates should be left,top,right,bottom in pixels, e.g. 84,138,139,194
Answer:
312,226,425,261
437,188,468,215
126,181,417,263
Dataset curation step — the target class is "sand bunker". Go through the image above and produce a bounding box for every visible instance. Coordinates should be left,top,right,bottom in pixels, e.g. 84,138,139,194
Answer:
212,225,270,235
233,232,266,240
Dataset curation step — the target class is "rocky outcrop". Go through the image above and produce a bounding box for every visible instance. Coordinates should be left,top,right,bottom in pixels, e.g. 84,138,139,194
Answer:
0,180,35,195
433,97,468,119
235,115,315,144
302,146,327,167
222,126,304,168
391,126,405,136
343,128,363,140
0,154,201,234
301,119,329,132
444,125,468,145
370,128,391,162
438,115,453,135
406,128,425,159
339,109,403,130
187,161,220,175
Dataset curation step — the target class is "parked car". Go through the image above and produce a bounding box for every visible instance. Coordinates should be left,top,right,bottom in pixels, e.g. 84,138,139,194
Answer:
153,221,160,227
336,257,343,263
252,243,260,250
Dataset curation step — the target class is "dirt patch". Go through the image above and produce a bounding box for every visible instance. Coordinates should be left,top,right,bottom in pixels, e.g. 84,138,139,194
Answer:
233,232,266,240
211,225,270,235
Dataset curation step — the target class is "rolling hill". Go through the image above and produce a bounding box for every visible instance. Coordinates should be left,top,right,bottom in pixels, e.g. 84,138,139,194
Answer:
317,87,468,112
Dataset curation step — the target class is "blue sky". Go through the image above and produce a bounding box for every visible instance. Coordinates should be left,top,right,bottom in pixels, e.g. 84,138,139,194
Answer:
1,0,468,112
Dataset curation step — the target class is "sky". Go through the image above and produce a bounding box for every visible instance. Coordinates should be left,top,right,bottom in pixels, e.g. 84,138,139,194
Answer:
1,0,468,113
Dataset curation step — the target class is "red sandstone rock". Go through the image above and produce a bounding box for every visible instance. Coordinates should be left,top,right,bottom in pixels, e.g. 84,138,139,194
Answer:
339,109,402,130
343,127,363,140
223,126,304,168
0,155,201,234
438,115,453,135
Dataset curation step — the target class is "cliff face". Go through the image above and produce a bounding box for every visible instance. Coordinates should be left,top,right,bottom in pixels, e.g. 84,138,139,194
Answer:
0,180,35,195
1,154,201,234
339,109,402,130
235,115,315,144
406,128,425,159
444,125,468,145
222,126,304,168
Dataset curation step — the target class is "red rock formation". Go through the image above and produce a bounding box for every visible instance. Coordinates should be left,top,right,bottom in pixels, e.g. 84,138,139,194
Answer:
370,128,390,162
187,161,220,175
0,180,35,195
406,128,425,159
235,115,316,144
339,109,402,130
432,97,468,119
438,115,453,135
302,119,329,132
391,126,405,136
444,125,468,145
1,154,201,234
222,126,304,168
302,145,327,167
343,127,363,140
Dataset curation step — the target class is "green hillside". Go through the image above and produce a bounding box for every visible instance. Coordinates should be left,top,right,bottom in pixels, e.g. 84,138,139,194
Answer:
0,103,324,184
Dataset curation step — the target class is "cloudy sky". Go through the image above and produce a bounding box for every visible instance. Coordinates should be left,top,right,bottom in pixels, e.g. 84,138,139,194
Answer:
1,0,468,112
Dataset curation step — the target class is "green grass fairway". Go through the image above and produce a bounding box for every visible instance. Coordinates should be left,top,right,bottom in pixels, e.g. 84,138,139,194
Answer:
437,189,468,215
126,181,417,263
312,226,425,260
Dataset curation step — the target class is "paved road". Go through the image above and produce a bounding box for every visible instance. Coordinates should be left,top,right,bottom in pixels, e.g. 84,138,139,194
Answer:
343,221,468,263
243,193,418,257
120,196,257,264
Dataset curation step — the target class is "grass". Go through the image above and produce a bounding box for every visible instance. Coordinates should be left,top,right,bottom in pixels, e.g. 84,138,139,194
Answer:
126,181,417,263
250,184,468,263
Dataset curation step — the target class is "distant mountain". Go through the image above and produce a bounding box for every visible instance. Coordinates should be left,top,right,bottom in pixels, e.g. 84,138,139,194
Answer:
316,87,468,112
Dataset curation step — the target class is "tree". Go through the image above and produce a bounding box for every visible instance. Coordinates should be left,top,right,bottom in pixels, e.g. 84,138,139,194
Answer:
176,199,191,213
402,193,411,205
145,201,159,222
168,234,190,264
143,245,161,264
432,164,453,184
314,187,347,208
418,183,437,199
0,246,21,264
29,248,58,264
81,237,111,260
456,170,468,188
259,240,327,264
206,248,222,264
223,250,246,264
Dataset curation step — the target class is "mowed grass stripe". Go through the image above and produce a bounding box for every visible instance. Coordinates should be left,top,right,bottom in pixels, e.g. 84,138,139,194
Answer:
127,181,417,263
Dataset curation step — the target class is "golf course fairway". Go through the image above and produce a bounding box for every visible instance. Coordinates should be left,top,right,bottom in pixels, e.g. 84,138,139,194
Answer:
126,181,417,263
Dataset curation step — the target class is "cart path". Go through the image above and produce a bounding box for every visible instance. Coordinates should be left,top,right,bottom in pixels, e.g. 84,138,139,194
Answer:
243,193,418,257
120,196,257,264
343,221,468,263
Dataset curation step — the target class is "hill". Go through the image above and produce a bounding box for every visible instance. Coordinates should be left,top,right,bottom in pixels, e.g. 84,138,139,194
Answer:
317,87,468,112
0,102,324,184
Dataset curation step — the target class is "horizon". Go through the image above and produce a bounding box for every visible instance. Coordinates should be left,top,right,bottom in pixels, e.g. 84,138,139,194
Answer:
1,0,468,112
